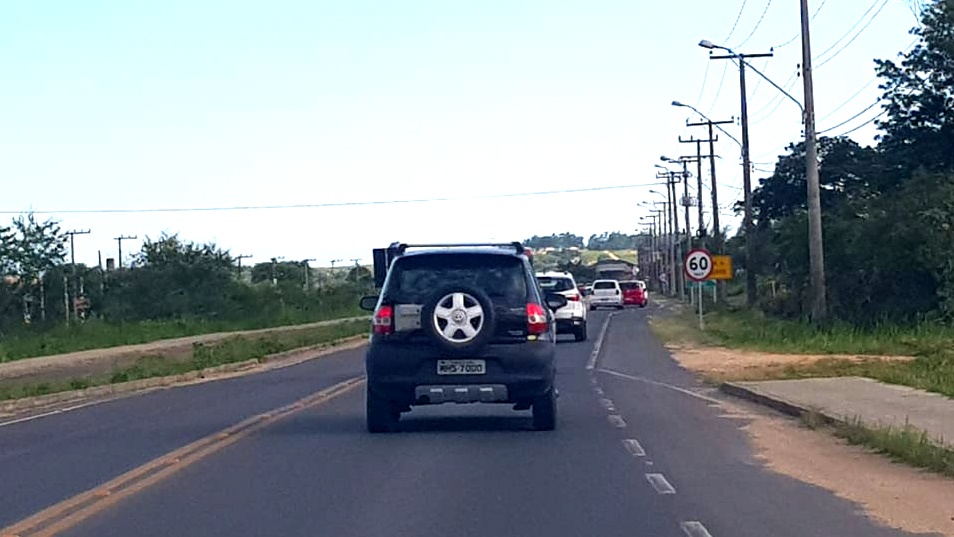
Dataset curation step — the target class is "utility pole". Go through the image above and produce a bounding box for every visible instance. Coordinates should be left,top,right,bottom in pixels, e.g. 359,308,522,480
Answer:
801,0,827,322
302,258,316,290
656,170,681,299
687,117,734,251
679,137,716,242
708,49,773,307
64,229,90,322
114,235,137,268
235,254,252,274
350,258,362,283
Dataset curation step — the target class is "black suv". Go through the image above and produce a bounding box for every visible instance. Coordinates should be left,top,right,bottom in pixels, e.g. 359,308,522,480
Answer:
358,242,568,433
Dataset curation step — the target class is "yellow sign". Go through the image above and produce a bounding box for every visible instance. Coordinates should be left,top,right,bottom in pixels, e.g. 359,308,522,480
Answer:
709,255,733,280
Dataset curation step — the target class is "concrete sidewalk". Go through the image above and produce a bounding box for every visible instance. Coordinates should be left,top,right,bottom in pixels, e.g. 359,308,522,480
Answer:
722,376,954,448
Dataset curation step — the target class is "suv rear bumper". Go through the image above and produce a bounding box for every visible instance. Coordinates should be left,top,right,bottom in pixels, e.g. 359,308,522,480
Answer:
366,341,556,407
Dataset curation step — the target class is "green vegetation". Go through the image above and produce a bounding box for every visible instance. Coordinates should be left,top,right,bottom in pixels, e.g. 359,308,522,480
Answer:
723,1,954,325
1,224,370,361
0,319,368,401
652,309,954,399
801,413,954,478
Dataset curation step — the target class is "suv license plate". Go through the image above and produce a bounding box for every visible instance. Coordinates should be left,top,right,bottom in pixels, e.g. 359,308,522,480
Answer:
437,359,486,375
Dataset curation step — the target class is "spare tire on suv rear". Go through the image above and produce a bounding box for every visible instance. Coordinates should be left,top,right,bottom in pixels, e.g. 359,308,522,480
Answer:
421,285,496,356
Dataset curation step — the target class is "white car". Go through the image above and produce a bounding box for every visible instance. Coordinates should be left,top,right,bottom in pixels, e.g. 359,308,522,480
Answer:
536,271,588,341
589,279,624,310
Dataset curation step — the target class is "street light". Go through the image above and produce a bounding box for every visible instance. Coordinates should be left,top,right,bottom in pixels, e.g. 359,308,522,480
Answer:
698,34,825,319
697,39,773,307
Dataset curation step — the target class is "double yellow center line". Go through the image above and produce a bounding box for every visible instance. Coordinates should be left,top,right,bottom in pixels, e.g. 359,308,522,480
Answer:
1,376,365,537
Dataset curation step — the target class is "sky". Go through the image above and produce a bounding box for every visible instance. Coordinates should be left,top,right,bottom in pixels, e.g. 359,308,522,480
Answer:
0,0,926,268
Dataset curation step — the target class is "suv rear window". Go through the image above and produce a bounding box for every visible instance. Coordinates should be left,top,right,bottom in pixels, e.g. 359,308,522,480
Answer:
619,281,639,290
386,254,528,307
593,281,617,290
537,276,575,292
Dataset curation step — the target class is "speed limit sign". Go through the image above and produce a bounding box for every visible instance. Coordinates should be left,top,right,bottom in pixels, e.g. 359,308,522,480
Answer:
685,248,713,282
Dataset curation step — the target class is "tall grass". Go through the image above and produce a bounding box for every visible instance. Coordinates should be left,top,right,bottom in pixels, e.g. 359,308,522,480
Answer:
0,319,368,401
0,306,363,363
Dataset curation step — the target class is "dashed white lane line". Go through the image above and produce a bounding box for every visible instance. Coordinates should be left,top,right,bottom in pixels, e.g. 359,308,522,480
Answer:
681,521,714,537
586,313,615,371
622,439,646,457
599,398,615,410
645,473,677,494
0,401,98,428
596,368,722,405
607,414,627,428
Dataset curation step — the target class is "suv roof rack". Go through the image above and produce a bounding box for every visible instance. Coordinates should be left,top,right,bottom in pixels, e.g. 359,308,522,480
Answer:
387,242,526,256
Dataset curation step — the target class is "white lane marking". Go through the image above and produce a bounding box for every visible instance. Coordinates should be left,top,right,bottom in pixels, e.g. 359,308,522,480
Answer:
596,368,722,404
607,414,627,428
645,473,676,494
594,387,604,396
599,398,614,409
681,521,714,537
622,438,646,457
586,313,615,371
0,401,100,428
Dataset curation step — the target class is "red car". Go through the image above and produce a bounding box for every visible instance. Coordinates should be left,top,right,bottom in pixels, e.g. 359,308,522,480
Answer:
619,280,648,307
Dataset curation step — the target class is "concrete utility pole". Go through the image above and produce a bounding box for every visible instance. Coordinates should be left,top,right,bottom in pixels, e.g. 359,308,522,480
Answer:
678,136,717,242
801,0,828,322
235,254,252,273
704,44,773,307
64,229,90,322
686,116,734,251
114,235,137,268
302,258,316,290
655,168,682,300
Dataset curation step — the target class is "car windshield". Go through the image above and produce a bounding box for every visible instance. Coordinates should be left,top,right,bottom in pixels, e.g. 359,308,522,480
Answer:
593,281,616,290
537,277,575,292
386,254,527,307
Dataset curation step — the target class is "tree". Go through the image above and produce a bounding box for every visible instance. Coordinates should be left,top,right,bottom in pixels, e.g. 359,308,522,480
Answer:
875,0,954,179
523,233,585,249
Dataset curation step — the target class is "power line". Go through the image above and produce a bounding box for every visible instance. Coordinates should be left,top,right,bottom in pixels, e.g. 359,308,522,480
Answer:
723,0,750,43
734,0,775,49
833,109,889,137
774,0,828,48
0,182,669,215
814,0,890,70
706,62,730,115
817,100,881,134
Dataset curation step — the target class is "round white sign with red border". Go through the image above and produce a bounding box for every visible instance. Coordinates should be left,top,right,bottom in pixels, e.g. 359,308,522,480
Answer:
684,248,713,282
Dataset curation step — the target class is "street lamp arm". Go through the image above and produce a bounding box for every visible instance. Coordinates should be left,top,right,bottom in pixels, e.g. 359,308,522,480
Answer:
739,59,804,115
672,101,743,149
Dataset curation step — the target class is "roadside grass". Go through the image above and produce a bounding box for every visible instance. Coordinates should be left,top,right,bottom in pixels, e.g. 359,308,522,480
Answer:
0,319,368,401
651,308,954,398
0,307,363,363
800,412,954,478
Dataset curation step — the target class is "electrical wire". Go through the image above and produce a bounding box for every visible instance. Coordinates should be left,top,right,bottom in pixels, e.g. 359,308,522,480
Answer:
817,76,878,123
817,100,882,134
833,108,889,137
0,182,671,215
734,0,775,49
814,0,890,69
723,0,749,43
773,0,828,48
706,62,731,115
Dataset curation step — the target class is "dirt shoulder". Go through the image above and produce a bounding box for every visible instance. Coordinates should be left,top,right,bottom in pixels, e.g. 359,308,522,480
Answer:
0,316,367,384
648,310,954,536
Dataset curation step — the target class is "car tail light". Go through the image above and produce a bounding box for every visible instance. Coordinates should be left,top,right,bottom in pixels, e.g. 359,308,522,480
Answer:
373,305,394,335
527,303,548,335
567,293,581,301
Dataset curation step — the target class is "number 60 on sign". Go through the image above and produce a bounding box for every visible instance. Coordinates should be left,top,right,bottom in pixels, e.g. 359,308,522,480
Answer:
684,249,713,282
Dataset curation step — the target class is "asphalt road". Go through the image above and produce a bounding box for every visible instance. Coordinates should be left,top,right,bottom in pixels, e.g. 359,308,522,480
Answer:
0,306,925,537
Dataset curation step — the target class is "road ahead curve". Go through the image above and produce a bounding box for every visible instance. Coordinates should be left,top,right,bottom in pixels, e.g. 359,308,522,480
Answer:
1,308,921,537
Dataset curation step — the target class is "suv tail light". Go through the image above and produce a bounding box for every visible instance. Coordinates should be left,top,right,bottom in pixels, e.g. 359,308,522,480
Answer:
373,305,394,335
566,293,581,301
527,303,548,335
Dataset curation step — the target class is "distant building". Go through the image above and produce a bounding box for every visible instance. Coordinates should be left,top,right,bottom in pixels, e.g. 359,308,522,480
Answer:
594,258,639,281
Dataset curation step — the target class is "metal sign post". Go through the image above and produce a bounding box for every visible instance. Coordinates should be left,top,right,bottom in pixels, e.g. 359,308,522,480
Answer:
684,248,713,330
